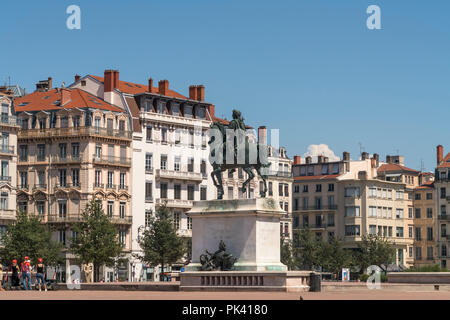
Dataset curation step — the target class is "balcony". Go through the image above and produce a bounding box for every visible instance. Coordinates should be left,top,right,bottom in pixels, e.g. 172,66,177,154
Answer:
47,214,84,223
54,183,81,190
295,205,338,212
118,185,128,191
108,215,132,225
266,170,293,178
93,183,104,189
18,126,132,140
32,184,47,191
145,166,154,174
18,184,29,191
0,115,20,127
155,198,194,208
52,154,83,164
106,184,117,190
0,145,14,155
155,169,203,182
0,176,11,182
92,155,131,167
438,214,450,220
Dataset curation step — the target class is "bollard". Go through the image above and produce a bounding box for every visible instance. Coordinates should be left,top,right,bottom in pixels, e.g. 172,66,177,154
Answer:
309,273,321,292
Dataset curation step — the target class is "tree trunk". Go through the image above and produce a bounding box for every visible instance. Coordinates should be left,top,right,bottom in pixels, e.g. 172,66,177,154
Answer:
160,260,164,282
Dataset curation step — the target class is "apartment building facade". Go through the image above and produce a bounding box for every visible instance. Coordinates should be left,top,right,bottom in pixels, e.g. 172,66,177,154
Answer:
14,81,133,281
0,91,19,235
292,152,418,268
69,71,217,281
435,145,450,269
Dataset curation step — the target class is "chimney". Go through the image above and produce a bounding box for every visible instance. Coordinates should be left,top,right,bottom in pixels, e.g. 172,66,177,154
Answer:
293,155,301,165
159,80,169,96
373,153,379,167
324,157,329,163
148,78,154,93
61,88,71,106
437,145,444,165
189,85,198,100
104,70,114,92
306,156,312,164
74,75,81,82
361,152,369,160
386,155,392,164
48,77,52,90
197,85,205,101
207,105,215,119
113,70,119,89
258,126,267,145
318,155,324,163
343,151,350,161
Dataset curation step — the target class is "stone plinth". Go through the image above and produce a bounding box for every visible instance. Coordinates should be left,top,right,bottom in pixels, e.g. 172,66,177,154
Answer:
180,271,312,292
185,198,287,272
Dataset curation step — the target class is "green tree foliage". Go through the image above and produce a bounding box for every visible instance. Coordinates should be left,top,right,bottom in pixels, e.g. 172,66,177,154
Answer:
292,228,323,270
280,237,297,270
0,211,63,266
138,204,184,281
354,235,395,273
70,200,123,281
320,236,352,275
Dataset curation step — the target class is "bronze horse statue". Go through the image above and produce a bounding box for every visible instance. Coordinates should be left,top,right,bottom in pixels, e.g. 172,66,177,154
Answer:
208,110,270,200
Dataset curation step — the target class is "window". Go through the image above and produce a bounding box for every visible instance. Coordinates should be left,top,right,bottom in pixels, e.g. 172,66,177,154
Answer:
59,143,67,159
145,153,153,172
200,186,207,201
321,165,329,175
345,225,360,236
188,185,195,201
1,161,8,179
107,201,114,217
19,145,28,161
145,182,153,201
187,217,193,230
315,184,322,192
161,127,168,143
173,212,180,229
396,227,404,238
415,208,421,219
188,158,194,172
369,206,376,217
119,230,126,246
294,185,300,193
408,207,413,218
415,193,421,200
345,187,360,197
18,201,27,213
269,182,273,196
73,116,80,128
303,215,309,227
387,189,392,199
427,246,433,260
58,230,66,246
369,187,376,197
107,171,114,188
160,155,167,170
228,187,233,200
396,208,404,219
58,201,67,218
388,226,393,237
415,227,421,240
307,166,314,176
160,183,168,199
174,184,181,200
426,193,433,200
95,144,102,159
327,213,335,226
415,247,422,260
72,143,79,158
59,169,67,187
146,126,152,142
37,144,45,161
119,173,126,189
189,130,194,148
303,185,308,193
299,166,306,176
72,169,80,187
60,117,68,128
345,206,360,217
328,184,334,192
0,192,7,210
279,183,284,197
145,210,152,228
396,190,404,200
427,208,433,218
427,227,433,241
20,171,28,188
36,201,45,216
331,163,339,174
201,160,207,176
302,198,308,210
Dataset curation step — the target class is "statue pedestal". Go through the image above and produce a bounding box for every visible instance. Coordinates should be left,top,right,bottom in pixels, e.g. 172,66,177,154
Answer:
185,198,287,272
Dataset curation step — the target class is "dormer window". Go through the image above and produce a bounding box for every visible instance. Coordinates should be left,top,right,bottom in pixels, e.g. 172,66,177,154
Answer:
184,104,192,118
39,118,46,129
171,102,179,116
60,117,68,128
196,106,206,119
21,119,29,130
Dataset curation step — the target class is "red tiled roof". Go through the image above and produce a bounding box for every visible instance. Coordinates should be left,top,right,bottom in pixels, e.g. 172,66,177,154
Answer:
415,181,434,190
89,75,187,99
438,153,450,168
15,88,124,112
294,174,340,181
377,163,419,174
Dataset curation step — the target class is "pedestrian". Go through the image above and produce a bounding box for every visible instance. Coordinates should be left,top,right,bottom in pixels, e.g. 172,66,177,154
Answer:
0,259,4,291
11,259,20,287
20,256,31,290
35,258,47,292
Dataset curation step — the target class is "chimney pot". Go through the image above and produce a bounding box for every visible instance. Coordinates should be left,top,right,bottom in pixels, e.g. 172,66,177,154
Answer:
148,78,154,93
258,126,267,146
74,75,81,82
104,69,115,93
306,156,312,164
197,85,205,101
343,152,350,161
189,85,198,100
293,155,301,165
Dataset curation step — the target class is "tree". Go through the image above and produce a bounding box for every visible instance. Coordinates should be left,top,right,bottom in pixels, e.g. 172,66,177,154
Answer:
280,237,297,270
354,235,395,274
138,204,184,281
0,211,63,266
292,228,324,270
70,200,123,282
320,236,352,277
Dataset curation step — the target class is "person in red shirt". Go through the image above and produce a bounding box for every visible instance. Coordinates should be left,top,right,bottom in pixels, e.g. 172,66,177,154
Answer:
21,256,31,290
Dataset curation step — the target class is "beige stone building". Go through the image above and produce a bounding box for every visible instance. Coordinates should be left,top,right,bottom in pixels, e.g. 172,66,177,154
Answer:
292,152,419,268
14,78,133,281
0,90,20,234
436,145,450,269
412,174,436,267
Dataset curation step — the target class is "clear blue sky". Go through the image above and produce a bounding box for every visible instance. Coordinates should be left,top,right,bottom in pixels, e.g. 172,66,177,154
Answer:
1,0,449,172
